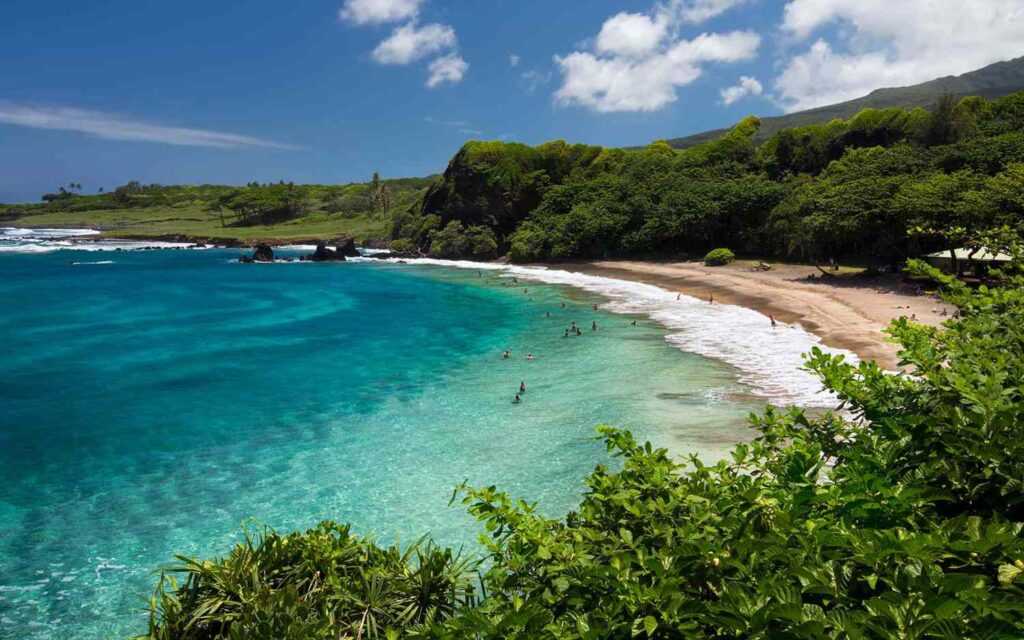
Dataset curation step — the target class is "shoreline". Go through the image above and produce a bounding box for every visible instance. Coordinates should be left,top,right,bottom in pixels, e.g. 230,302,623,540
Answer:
557,260,951,370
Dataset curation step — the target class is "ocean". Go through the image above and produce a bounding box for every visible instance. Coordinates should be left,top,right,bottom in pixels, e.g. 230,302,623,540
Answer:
0,228,848,638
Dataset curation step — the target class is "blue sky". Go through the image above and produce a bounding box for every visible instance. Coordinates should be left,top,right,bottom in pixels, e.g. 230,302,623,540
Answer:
2,0,1023,202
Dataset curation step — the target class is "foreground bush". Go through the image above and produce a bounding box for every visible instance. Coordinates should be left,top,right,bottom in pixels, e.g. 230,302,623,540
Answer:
703,248,735,266
145,256,1024,638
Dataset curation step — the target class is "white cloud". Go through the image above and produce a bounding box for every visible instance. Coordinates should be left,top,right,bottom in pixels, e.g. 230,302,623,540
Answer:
372,22,456,65
776,0,1024,111
555,30,760,112
509,54,520,67
458,127,483,135
672,0,753,24
339,0,422,25
0,101,298,149
426,53,468,87
596,12,668,57
720,75,762,105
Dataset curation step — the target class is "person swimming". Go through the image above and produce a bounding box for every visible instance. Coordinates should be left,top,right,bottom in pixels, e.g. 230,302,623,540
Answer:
593,304,598,311
631,319,637,326
592,321,597,331
524,288,529,294
513,277,518,283
545,311,551,318
502,350,511,359
526,353,534,361
513,394,522,404
560,302,566,308
564,329,569,338
519,381,526,393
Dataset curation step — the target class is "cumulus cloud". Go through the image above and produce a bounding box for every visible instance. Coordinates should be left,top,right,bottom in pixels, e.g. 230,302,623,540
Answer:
509,54,520,67
720,75,762,105
776,0,1024,111
0,101,298,149
595,12,669,57
372,22,456,65
427,53,469,87
555,29,760,112
339,0,422,25
341,0,466,87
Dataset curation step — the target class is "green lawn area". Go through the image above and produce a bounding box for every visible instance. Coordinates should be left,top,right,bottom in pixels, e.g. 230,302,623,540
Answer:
8,205,390,243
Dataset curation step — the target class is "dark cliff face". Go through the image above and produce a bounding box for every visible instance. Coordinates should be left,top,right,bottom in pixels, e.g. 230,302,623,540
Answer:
419,146,546,238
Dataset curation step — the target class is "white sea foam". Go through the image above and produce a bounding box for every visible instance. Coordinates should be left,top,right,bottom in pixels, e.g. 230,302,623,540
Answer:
0,228,209,253
361,257,856,408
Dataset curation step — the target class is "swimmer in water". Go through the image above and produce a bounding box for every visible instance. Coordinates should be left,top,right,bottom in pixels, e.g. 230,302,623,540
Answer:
592,321,597,331
545,311,551,318
631,320,637,326
513,394,521,404
524,288,529,294
564,329,569,338
526,353,534,361
560,302,566,309
502,350,511,360
593,304,598,311
520,381,526,393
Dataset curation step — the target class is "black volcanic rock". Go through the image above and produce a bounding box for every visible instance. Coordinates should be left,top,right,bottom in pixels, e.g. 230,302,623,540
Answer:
252,243,275,262
306,242,347,262
336,238,360,257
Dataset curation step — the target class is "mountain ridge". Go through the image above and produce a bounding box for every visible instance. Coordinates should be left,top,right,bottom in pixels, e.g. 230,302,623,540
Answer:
662,55,1024,149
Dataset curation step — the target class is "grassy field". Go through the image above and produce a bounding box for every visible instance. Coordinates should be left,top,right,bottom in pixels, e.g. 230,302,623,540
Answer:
6,205,390,243
1,178,435,244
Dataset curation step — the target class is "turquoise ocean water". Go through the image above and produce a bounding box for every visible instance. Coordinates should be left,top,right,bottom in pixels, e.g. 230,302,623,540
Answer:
0,242,761,638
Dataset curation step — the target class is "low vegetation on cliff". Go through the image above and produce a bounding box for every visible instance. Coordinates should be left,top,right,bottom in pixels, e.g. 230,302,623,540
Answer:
144,246,1024,638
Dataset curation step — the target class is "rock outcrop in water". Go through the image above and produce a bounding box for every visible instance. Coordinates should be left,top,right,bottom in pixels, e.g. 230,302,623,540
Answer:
337,238,360,258
303,242,347,262
239,243,274,263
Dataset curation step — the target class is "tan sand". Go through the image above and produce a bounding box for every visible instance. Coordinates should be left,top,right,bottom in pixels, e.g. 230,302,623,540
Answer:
562,260,953,370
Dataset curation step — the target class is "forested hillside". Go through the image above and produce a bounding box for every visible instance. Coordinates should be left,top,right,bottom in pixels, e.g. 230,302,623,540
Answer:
394,92,1024,265
663,55,1024,149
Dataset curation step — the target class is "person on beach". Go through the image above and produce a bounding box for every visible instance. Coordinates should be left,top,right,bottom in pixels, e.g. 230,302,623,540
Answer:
513,394,522,404
770,314,777,329
676,293,681,301
592,321,598,331
520,381,526,393
502,350,511,360
708,294,714,305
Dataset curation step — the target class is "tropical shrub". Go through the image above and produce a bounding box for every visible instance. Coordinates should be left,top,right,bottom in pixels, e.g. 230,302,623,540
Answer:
703,247,735,265
388,238,416,254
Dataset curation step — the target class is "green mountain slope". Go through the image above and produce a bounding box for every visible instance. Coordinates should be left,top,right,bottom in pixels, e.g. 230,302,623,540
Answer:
664,56,1024,149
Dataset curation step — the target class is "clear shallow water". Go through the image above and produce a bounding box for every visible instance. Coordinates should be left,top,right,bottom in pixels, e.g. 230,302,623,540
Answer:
0,244,763,639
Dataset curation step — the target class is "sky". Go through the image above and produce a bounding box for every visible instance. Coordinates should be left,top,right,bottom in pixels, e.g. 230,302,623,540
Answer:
2,0,1024,202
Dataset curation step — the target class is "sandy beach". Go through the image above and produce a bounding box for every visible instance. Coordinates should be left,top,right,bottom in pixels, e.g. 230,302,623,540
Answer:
565,260,952,370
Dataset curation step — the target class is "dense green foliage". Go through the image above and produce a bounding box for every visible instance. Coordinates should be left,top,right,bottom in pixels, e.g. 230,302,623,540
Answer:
396,92,1024,265
703,248,735,266
146,524,476,639
145,250,1024,638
